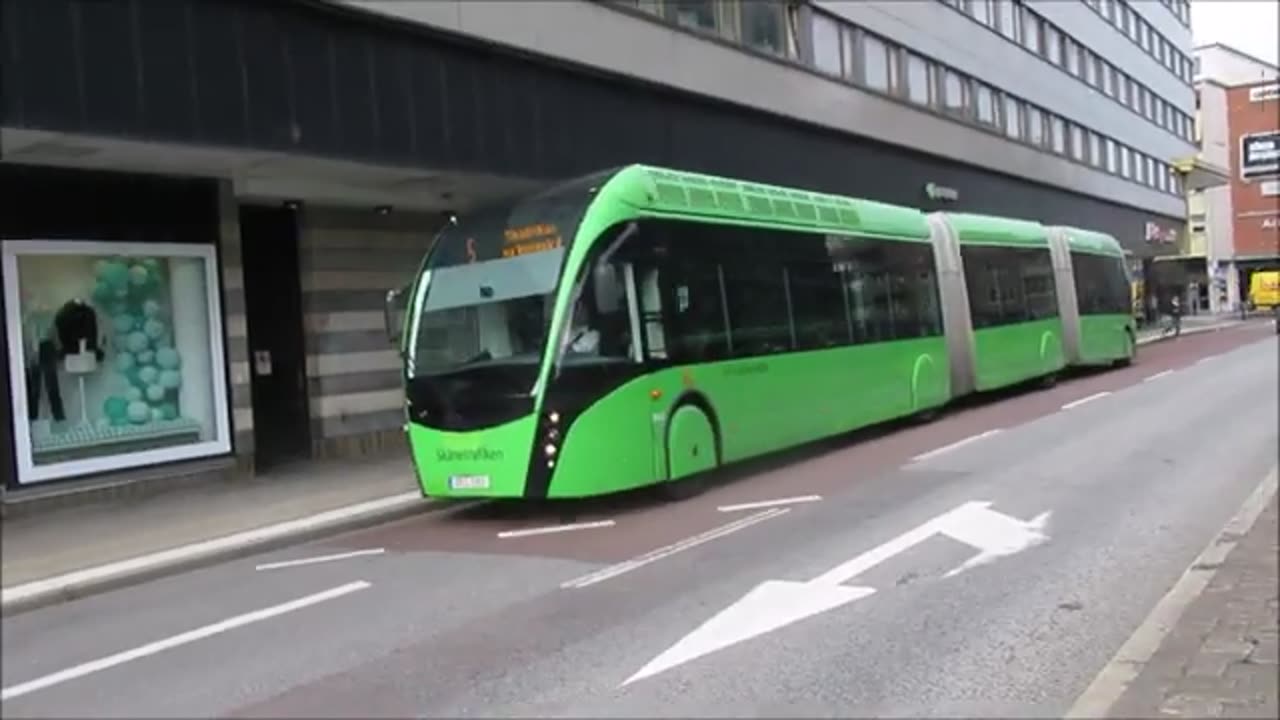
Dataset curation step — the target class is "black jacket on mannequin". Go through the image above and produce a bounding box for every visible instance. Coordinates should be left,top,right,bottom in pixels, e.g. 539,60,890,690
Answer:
55,299,105,361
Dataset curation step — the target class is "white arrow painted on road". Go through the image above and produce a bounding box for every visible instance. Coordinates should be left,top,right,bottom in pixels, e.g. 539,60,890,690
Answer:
622,501,1051,686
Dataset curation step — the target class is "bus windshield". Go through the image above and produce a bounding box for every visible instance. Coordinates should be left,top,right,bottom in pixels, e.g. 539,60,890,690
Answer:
404,174,607,391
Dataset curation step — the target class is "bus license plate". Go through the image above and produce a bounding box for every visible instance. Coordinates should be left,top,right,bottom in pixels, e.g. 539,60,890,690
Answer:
449,474,491,490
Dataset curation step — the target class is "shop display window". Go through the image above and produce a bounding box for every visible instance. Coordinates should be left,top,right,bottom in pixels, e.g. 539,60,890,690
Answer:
3,241,231,485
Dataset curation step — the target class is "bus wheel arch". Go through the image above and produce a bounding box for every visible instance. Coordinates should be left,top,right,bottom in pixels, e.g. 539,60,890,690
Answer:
659,393,721,500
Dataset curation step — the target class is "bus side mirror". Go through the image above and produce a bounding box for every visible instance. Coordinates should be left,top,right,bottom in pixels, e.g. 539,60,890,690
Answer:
384,286,409,351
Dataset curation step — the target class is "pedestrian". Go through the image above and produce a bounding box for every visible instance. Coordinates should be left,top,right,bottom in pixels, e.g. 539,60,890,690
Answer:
1169,294,1182,337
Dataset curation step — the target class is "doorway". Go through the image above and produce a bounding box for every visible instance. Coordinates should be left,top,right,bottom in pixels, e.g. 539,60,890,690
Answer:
239,204,311,469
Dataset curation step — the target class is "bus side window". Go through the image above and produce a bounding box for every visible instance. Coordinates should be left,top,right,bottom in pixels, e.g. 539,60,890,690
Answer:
638,267,668,359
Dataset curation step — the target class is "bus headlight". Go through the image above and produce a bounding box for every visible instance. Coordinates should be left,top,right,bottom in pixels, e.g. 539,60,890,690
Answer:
548,411,560,424
544,443,557,457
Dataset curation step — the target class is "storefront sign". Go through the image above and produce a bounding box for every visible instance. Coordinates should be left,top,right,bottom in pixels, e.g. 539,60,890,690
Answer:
1144,221,1178,244
1240,132,1280,180
1260,180,1280,197
1262,216,1279,230
923,182,959,202
1249,83,1280,103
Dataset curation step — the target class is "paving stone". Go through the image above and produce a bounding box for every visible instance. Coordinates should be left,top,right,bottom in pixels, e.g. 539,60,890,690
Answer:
1106,496,1278,718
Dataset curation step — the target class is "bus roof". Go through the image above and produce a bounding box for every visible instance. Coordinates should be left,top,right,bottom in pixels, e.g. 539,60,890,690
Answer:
940,212,1050,248
1051,226,1126,257
601,164,931,240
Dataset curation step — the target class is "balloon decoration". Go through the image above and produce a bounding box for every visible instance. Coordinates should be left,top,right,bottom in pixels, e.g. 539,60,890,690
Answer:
94,256,185,428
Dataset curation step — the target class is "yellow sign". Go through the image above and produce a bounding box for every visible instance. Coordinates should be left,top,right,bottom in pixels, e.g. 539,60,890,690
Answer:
502,223,562,258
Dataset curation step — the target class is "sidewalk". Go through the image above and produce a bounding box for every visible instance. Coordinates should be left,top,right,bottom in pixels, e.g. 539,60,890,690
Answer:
1104,484,1278,718
1135,313,1247,346
1,453,430,613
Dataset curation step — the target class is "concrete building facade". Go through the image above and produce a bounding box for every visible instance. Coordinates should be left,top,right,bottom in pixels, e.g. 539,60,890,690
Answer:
1,0,1197,501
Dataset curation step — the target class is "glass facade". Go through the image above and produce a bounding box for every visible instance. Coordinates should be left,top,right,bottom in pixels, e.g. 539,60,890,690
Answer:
3,241,231,485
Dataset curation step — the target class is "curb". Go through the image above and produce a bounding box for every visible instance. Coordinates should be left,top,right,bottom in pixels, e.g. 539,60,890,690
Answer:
0,491,451,617
1135,319,1246,347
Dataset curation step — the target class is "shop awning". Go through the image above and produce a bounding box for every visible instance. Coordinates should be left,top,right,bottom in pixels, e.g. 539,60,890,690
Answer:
1171,156,1231,192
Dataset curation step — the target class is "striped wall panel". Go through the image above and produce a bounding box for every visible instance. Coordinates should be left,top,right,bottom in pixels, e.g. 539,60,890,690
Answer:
217,181,255,459
298,207,438,453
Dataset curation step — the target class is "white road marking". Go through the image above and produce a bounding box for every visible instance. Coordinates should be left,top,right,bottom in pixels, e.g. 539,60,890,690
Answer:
1,491,420,611
911,429,1001,462
1143,370,1174,382
1061,391,1110,410
1196,355,1218,365
255,548,386,571
561,508,788,589
1066,466,1278,719
623,501,1052,685
497,520,616,539
716,495,823,513
0,581,371,701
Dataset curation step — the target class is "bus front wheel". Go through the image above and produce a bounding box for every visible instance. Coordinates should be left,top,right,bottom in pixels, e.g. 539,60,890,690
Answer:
660,404,719,501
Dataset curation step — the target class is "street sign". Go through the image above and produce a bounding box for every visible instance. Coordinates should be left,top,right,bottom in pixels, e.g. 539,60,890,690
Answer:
622,501,1052,685
1240,132,1280,180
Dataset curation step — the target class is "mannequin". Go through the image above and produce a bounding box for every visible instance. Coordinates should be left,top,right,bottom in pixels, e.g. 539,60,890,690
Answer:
55,298,105,362
23,298,64,422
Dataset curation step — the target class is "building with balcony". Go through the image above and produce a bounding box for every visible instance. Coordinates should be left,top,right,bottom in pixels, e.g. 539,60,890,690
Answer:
1,0,1197,500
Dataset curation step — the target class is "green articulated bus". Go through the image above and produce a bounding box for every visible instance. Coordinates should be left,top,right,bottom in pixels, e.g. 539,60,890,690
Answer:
387,164,1135,500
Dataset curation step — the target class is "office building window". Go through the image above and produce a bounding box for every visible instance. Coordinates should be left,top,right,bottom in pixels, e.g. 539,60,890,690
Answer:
1084,52,1098,87
1103,64,1116,97
1004,95,1023,139
1065,38,1081,76
1021,8,1042,54
812,12,842,75
996,0,1017,40
942,69,967,114
1089,132,1103,167
740,0,786,55
1147,157,1158,187
1105,137,1118,173
671,0,718,33
905,52,931,105
1120,145,1132,178
1044,24,1062,65
1069,124,1085,161
862,33,891,91
976,82,998,126
1050,115,1066,154
1135,152,1147,185
971,0,991,26
1026,105,1044,146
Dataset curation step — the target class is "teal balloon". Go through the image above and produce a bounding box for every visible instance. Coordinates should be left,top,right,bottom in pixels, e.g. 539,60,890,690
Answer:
112,314,135,334
150,407,165,422
138,350,155,365
143,299,163,319
125,386,143,402
156,348,181,371
116,352,136,371
144,318,166,340
158,369,181,390
99,260,129,290
126,331,149,353
128,264,150,286
145,384,165,402
159,402,178,421
103,396,129,421
92,282,114,304
127,401,151,424
124,367,146,389
138,366,160,385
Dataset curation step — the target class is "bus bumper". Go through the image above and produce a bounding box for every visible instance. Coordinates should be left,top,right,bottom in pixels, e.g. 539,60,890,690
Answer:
407,415,538,498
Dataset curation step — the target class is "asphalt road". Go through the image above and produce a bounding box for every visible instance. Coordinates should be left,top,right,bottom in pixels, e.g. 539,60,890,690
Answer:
2,323,1276,718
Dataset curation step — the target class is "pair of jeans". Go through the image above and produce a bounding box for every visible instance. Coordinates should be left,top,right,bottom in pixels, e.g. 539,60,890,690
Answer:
26,340,65,422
